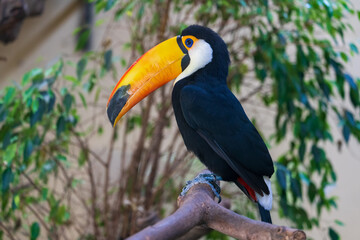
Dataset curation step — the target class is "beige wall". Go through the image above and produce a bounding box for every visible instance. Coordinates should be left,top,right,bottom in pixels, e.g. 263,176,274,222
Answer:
1,1,360,239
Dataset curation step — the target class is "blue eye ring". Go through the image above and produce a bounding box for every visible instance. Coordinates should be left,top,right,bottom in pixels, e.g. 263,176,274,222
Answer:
185,38,193,48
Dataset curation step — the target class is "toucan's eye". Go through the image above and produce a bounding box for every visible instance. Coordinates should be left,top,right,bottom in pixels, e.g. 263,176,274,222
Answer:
185,38,193,48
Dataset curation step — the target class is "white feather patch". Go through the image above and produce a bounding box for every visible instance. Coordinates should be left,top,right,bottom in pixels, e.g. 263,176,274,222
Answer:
256,176,272,210
174,39,213,84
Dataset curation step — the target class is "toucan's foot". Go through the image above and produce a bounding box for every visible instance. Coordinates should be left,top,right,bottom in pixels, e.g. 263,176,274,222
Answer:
180,173,222,203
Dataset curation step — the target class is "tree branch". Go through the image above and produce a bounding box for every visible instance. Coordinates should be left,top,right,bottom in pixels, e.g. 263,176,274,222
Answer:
0,221,16,240
126,171,306,240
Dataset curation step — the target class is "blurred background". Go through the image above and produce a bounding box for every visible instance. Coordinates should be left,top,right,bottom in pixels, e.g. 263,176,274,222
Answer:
0,0,360,239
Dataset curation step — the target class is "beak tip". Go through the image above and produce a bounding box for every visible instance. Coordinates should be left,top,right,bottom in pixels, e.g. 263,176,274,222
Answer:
107,84,131,126
106,107,116,127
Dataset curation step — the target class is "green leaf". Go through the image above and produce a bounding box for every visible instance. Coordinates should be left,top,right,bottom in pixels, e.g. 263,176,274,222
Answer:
328,227,339,240
299,172,310,185
63,94,73,113
0,104,8,122
262,0,268,8
71,178,81,188
12,194,20,209
120,58,127,67
95,1,106,13
78,149,88,166
345,111,355,126
42,91,56,113
76,29,90,51
30,222,40,240
57,154,67,162
126,114,142,133
56,116,66,137
340,52,348,62
137,3,145,20
77,58,87,81
115,1,135,20
72,26,82,36
24,139,34,161
350,43,359,54
299,141,306,162
342,125,350,143
64,75,80,85
331,169,337,182
239,0,247,6
95,19,105,27
350,87,360,107
2,130,11,150
276,167,287,190
308,182,316,203
105,0,116,11
290,177,302,199
83,73,96,93
22,68,43,86
335,219,344,226
98,126,103,135
4,144,17,163
4,87,16,104
255,67,267,81
30,101,45,126
2,167,14,192
50,204,69,224
79,92,87,108
267,10,273,23
46,60,63,79
311,145,325,164
95,87,101,103
41,188,48,201
31,97,39,112
344,74,357,90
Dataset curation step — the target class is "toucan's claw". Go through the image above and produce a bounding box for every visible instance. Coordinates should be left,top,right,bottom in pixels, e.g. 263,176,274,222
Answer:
180,173,222,203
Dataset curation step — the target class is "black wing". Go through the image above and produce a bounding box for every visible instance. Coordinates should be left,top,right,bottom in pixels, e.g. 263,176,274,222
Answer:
180,84,274,194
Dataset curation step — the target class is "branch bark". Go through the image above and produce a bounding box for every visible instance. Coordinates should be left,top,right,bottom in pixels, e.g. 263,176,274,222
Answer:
126,171,306,240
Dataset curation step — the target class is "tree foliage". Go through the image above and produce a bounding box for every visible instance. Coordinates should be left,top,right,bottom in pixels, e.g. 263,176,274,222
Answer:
0,0,359,239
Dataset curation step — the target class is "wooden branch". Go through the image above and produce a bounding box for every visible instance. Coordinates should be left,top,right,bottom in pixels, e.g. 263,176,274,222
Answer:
126,171,306,240
175,198,232,240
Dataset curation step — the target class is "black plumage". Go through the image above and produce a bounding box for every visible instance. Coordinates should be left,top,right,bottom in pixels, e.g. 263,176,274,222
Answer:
172,25,274,222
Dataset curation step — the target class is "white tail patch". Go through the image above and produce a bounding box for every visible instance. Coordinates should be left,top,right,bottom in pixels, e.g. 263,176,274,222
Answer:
255,176,272,210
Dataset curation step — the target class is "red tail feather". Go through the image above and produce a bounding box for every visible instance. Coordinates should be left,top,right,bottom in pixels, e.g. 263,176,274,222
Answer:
237,177,257,201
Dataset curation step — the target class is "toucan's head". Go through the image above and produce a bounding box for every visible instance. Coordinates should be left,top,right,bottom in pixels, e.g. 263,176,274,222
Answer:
107,25,230,126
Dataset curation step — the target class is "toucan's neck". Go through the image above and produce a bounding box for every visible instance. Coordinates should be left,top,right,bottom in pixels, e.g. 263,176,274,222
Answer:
206,61,228,82
197,46,229,84
191,63,228,85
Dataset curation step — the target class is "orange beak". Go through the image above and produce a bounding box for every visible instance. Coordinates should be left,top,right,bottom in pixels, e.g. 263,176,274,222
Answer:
107,36,186,126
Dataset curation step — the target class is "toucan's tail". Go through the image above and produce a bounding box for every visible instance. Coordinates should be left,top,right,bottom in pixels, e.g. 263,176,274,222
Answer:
258,203,272,223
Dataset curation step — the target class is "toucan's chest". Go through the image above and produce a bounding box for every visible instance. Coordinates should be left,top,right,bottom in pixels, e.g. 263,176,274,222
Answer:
171,79,238,180
171,80,199,150
171,75,226,149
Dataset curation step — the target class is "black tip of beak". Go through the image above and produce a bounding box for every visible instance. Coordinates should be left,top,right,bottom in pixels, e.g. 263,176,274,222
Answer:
107,84,130,126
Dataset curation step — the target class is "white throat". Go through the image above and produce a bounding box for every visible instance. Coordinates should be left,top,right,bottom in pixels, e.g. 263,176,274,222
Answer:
174,39,213,85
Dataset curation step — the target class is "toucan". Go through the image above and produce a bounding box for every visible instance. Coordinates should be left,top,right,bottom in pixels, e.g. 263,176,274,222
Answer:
107,25,274,223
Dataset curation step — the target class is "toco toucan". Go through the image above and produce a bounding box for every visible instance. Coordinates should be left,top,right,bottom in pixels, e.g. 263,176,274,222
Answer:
107,25,274,223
